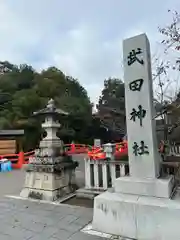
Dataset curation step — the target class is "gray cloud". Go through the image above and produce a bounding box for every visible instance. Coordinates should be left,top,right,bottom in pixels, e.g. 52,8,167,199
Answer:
0,0,179,103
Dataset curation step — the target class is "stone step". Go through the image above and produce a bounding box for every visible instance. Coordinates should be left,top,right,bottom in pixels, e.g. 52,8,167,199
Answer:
76,188,105,199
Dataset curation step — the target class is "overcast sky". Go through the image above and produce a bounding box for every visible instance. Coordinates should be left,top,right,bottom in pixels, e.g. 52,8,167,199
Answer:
0,0,179,104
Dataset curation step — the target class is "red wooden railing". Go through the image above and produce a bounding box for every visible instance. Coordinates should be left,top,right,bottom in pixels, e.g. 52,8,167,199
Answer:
64,144,89,154
0,144,90,169
0,143,127,169
0,150,35,169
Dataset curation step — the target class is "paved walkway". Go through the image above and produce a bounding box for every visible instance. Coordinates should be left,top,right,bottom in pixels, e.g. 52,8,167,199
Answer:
0,197,112,240
0,155,118,239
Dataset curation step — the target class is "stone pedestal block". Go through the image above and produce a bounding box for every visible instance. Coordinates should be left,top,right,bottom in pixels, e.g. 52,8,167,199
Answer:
92,191,180,240
20,169,76,201
115,175,174,198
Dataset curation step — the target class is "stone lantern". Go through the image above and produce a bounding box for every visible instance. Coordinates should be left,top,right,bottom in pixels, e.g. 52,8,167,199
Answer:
20,99,78,201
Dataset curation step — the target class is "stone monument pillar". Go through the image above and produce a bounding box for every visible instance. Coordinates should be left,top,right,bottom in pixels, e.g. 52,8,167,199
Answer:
20,99,78,201
92,34,180,240
114,33,174,198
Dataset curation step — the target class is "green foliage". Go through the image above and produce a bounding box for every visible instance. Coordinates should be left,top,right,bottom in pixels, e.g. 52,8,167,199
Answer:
96,78,126,139
97,78,125,114
0,61,92,150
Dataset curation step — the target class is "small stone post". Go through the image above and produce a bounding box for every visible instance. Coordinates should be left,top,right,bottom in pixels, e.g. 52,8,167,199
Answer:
103,143,115,160
103,143,116,186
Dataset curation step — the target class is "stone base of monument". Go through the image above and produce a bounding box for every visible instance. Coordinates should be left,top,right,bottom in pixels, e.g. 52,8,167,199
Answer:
114,175,174,198
20,169,77,202
92,185,180,240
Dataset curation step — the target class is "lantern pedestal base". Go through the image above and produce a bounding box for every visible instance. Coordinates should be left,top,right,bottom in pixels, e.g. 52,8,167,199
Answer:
20,166,77,201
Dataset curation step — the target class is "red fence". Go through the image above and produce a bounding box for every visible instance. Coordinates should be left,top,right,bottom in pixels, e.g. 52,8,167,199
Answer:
0,144,90,169
64,144,89,154
0,143,128,169
0,150,35,169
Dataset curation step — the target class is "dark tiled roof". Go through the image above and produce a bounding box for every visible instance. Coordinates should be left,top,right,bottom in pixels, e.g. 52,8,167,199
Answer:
0,130,24,136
